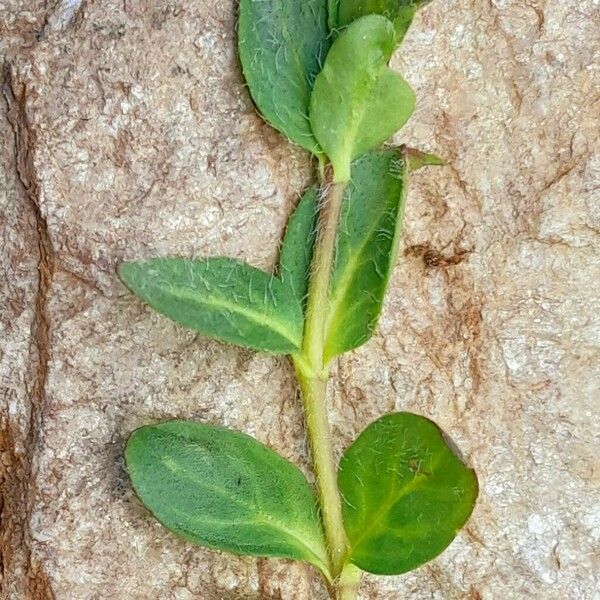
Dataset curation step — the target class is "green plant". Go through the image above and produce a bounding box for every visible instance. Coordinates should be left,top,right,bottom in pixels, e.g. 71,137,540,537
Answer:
119,1,478,598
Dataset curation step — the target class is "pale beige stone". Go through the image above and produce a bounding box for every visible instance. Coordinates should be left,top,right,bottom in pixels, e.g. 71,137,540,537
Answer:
1,0,598,599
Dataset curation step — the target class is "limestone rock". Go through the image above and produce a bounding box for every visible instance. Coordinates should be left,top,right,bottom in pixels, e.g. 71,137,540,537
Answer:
1,1,598,599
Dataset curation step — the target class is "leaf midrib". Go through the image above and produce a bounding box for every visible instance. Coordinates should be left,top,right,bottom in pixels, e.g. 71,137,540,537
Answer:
163,283,301,349
346,451,445,553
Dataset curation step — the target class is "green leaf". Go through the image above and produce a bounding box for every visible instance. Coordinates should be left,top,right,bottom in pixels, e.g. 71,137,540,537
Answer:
324,149,407,363
309,19,414,183
238,0,330,154
310,15,416,182
338,412,478,575
335,1,433,41
119,257,303,354
126,421,330,576
279,186,319,311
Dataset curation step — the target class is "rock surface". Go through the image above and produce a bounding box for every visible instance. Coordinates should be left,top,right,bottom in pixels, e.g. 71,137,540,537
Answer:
1,1,599,599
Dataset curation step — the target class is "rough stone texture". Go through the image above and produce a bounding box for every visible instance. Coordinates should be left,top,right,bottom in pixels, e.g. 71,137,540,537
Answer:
1,0,598,599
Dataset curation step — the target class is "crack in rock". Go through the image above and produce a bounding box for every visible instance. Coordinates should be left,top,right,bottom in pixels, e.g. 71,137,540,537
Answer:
2,61,56,600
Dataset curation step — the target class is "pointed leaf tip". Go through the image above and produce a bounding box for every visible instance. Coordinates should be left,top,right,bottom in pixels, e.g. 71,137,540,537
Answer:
404,146,446,171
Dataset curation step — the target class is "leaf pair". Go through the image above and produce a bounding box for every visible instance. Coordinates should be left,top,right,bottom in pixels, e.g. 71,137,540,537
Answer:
125,413,477,578
239,1,421,178
119,149,405,360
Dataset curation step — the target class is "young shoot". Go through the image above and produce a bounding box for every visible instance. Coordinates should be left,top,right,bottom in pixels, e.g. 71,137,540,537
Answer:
119,2,478,598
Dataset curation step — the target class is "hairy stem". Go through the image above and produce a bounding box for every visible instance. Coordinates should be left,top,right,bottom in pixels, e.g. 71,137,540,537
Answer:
302,170,346,372
293,168,359,597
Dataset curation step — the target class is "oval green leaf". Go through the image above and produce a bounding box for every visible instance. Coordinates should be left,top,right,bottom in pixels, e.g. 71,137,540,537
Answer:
279,186,319,312
119,257,302,354
309,15,415,182
126,421,330,576
338,412,478,575
238,0,330,154
335,1,433,41
324,149,407,363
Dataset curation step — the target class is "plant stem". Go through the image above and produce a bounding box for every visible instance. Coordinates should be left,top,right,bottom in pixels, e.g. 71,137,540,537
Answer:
294,367,347,576
335,565,362,600
293,168,360,597
302,169,346,372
